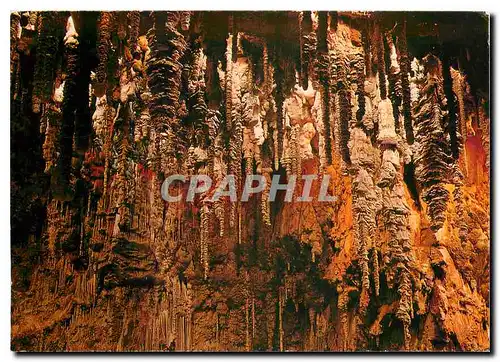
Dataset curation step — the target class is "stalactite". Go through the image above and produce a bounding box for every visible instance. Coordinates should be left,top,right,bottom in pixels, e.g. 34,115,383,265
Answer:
279,287,284,351
316,12,332,165
10,11,490,353
361,23,372,79
32,12,66,113
102,104,120,210
243,128,254,175
375,24,387,100
372,248,380,297
117,12,128,41
299,12,314,90
200,203,210,279
230,14,238,63
413,54,452,232
42,103,63,174
374,103,415,349
353,172,374,314
337,285,353,350
10,12,21,91
282,134,291,176
329,11,338,32
339,88,352,164
17,12,37,57
282,116,302,179
261,161,272,226
260,42,276,148
386,31,402,134
251,297,256,341
452,164,468,243
132,36,151,143
478,100,490,170
206,45,223,112
147,11,187,157
226,24,234,131
442,49,460,160
273,53,284,166
265,294,275,350
207,110,221,174
128,11,141,51
228,47,250,228
72,13,93,154
380,179,412,259
115,103,133,231
184,25,208,146
349,126,378,315
46,200,62,256
316,12,328,54
95,12,114,97
395,270,412,350
213,131,227,236
291,124,301,178
398,20,414,144
28,11,39,30
52,17,79,200
298,13,304,87
245,297,250,351
180,11,191,32
451,68,466,147
355,34,367,125
328,21,358,165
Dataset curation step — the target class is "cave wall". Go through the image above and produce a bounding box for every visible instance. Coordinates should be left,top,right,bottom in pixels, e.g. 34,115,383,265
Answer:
10,11,490,351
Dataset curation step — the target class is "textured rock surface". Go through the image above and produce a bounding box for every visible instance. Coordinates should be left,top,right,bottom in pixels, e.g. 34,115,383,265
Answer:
10,11,489,351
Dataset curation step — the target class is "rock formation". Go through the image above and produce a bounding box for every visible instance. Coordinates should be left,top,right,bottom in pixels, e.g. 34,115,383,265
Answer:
10,11,490,351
